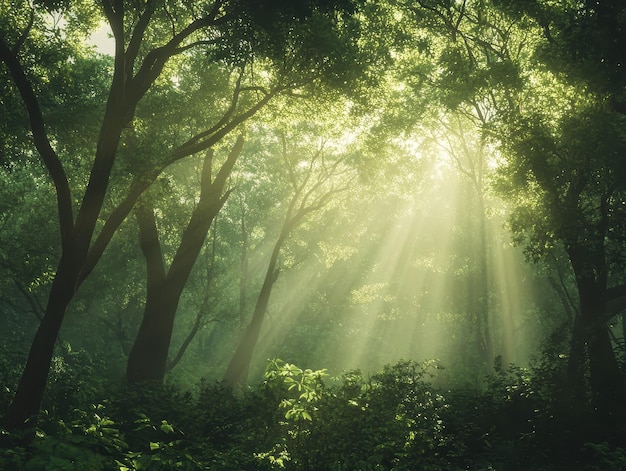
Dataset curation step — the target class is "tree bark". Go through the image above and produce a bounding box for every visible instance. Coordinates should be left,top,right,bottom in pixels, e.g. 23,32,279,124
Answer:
2,256,78,431
566,273,623,407
126,283,182,382
0,43,126,431
222,240,282,388
126,138,243,383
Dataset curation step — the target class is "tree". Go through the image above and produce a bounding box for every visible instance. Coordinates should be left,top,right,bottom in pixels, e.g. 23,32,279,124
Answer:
392,0,532,368
0,0,373,432
126,137,243,383
496,97,626,406
223,123,356,387
401,0,626,405
430,116,494,366
494,0,626,111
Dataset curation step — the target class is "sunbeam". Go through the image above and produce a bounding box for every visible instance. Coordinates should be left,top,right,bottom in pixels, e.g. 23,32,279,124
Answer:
241,135,547,384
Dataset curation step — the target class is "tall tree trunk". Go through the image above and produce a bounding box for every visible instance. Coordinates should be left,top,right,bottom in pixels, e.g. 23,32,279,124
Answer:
476,193,492,367
222,129,346,387
2,257,78,431
0,3,262,432
126,284,182,382
567,275,622,407
239,201,249,330
622,313,626,350
222,240,281,388
588,326,620,404
166,231,220,374
127,138,243,383
0,87,127,432
468,188,492,367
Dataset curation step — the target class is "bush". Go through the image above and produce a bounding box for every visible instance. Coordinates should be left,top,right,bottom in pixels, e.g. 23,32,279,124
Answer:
2,353,625,470
258,359,453,471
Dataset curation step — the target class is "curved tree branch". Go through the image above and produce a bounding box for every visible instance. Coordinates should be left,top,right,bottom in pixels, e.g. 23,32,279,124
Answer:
12,7,34,54
0,38,74,250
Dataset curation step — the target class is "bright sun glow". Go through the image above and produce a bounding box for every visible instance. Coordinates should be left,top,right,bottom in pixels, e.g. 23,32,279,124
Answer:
88,23,115,56
240,135,537,381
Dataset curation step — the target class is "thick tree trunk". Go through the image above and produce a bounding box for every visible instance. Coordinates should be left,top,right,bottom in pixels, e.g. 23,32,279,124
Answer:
1,6,251,433
125,202,218,382
566,313,588,402
588,326,621,403
567,276,622,406
126,286,181,382
2,114,124,432
622,313,626,349
126,139,243,383
2,257,78,431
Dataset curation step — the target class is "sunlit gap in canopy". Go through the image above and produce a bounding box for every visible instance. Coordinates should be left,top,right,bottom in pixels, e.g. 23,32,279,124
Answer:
321,148,465,375
88,22,116,56
243,134,539,382
307,142,537,380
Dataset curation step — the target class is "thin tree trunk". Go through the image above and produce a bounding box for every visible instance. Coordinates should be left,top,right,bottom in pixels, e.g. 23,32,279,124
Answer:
476,191,492,366
222,240,282,388
0,5,264,432
239,202,249,330
165,227,220,373
221,134,349,388
166,315,208,373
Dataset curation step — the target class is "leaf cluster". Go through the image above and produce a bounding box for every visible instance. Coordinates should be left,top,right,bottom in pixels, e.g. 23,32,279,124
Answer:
2,354,626,470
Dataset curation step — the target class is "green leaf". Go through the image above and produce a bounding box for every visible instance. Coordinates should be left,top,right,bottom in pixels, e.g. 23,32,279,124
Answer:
160,421,174,434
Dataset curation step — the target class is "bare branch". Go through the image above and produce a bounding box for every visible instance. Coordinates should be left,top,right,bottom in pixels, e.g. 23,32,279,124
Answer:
169,87,276,161
177,69,246,152
171,39,220,55
166,317,218,372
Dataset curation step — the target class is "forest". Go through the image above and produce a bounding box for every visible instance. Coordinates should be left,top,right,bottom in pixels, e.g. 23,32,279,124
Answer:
1,0,626,469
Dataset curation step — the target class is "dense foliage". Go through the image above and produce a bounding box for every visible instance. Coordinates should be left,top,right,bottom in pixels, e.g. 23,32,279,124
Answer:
2,0,626,468
2,355,626,470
